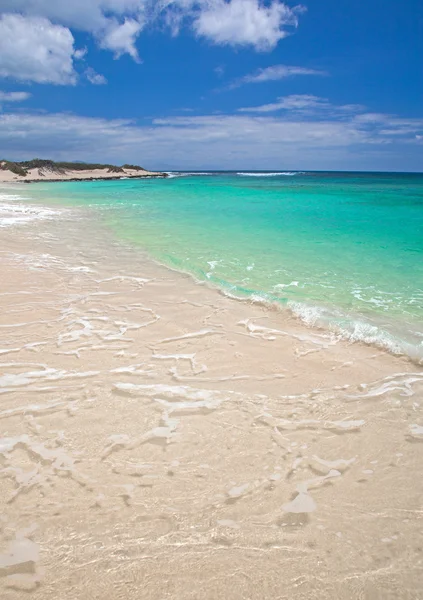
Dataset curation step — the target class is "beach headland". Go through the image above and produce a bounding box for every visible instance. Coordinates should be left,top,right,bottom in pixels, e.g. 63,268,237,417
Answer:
0,159,167,183
0,185,422,599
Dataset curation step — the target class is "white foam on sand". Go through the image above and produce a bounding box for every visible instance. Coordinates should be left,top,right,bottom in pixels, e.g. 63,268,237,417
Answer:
0,192,58,228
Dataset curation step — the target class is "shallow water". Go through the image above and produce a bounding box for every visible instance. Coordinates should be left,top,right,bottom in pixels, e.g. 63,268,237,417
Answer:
7,171,422,362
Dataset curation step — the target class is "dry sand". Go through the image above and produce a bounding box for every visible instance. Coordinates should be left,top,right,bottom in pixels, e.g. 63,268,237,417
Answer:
0,201,422,599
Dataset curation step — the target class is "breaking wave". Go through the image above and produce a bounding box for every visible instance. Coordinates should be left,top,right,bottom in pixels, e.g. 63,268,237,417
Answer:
288,301,423,365
0,192,59,228
165,172,214,178
236,172,304,177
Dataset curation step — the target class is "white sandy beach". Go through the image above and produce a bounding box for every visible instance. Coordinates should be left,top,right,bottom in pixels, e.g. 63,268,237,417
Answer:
0,193,422,599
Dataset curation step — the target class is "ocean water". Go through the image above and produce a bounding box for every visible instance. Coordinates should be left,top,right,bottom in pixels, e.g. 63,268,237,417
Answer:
3,171,423,361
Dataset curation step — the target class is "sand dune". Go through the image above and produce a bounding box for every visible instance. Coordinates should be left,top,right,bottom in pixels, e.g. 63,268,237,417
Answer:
0,160,166,183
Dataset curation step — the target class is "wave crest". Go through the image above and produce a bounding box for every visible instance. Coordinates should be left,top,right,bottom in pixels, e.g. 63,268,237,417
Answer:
237,172,303,177
288,301,423,365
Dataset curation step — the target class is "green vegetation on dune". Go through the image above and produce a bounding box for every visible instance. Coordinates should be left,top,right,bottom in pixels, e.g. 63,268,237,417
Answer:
122,164,145,171
0,160,27,176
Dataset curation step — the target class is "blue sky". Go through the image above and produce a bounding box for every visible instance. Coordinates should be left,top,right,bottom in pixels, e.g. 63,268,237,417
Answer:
0,0,421,171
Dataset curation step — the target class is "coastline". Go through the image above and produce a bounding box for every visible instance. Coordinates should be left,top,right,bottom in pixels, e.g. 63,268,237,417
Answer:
20,173,168,184
1,196,423,599
0,164,168,184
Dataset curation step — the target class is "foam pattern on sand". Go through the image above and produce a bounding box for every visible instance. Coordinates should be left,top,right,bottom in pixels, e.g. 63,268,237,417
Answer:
0,212,422,600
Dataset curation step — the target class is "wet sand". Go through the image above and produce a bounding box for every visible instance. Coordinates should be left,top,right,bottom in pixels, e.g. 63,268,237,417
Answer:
1,203,422,599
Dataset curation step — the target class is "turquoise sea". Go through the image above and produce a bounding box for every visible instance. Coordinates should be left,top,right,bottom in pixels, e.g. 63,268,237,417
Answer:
10,171,423,362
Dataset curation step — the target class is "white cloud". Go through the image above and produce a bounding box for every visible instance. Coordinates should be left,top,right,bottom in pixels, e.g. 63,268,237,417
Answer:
0,3,309,87
151,114,367,149
0,2,146,65
154,0,304,49
229,64,326,88
74,47,88,60
237,95,374,116
85,68,108,85
339,103,366,113
0,1,305,68
0,91,31,102
0,14,78,84
0,0,145,34
353,113,390,124
193,0,303,50
238,94,329,113
100,18,144,60
0,105,421,171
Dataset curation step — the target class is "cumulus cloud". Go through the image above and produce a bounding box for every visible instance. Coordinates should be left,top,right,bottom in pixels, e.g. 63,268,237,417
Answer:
0,1,304,68
0,0,146,35
193,0,303,50
0,14,78,84
152,0,304,50
0,105,422,171
100,18,144,60
0,7,146,85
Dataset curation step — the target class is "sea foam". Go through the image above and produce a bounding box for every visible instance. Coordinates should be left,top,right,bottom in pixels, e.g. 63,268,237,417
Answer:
0,192,58,227
236,172,304,177
288,301,423,364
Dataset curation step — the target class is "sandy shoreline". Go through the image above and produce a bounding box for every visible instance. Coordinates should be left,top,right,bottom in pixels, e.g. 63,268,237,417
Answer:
1,203,422,599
